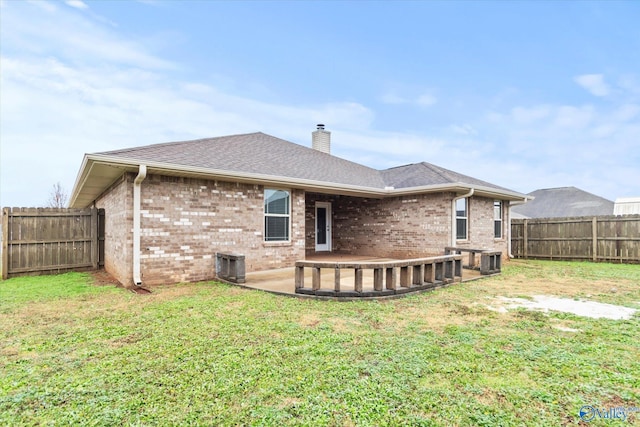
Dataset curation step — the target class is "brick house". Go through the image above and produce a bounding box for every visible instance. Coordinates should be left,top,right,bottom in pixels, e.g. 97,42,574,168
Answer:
69,126,528,287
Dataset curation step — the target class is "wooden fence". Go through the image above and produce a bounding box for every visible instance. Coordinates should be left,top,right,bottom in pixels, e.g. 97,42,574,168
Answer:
511,215,640,263
1,207,105,279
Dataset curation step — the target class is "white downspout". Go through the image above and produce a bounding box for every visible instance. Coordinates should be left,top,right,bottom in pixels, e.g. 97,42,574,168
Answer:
451,188,474,246
508,197,529,258
133,164,147,286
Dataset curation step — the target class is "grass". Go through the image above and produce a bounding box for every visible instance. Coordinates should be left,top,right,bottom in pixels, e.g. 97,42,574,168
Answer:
1,260,639,426
0,272,119,311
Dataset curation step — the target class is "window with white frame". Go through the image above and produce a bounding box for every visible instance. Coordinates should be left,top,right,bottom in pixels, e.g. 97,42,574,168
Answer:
494,200,503,238
264,189,290,242
456,198,468,240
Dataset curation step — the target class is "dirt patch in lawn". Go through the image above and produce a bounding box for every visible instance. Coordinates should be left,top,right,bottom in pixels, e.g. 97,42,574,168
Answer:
90,270,123,287
487,295,637,320
486,260,639,299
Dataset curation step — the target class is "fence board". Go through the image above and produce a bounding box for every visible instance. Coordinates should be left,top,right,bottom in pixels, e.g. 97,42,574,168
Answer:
1,207,105,279
511,215,640,263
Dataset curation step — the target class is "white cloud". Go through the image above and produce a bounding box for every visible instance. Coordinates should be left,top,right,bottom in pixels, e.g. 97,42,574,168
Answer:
1,1,639,207
416,93,437,107
450,124,478,136
553,105,595,129
65,0,88,9
0,47,379,205
3,1,172,69
610,103,639,122
574,74,610,97
467,98,639,199
618,74,640,96
25,0,57,12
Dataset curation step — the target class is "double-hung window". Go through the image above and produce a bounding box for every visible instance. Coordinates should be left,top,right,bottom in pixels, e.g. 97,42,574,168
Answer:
494,200,503,239
456,198,468,240
264,189,290,242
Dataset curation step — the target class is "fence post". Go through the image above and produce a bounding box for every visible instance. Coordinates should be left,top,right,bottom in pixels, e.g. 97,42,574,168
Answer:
523,219,528,259
2,208,9,280
98,209,105,267
592,217,597,262
91,207,99,270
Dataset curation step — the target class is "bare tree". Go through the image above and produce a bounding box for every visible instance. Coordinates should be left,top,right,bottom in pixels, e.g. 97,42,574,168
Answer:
47,182,68,208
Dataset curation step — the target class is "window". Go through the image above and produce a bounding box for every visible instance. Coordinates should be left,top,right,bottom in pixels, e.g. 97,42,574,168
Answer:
456,198,468,240
264,189,290,242
494,200,503,238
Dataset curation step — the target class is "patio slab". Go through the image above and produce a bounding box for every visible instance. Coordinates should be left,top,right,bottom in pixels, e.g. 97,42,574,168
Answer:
239,255,484,297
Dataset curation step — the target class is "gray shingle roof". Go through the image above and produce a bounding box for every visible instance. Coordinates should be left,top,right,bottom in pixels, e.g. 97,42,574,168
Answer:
98,132,386,189
380,162,514,191
94,131,519,195
511,187,614,218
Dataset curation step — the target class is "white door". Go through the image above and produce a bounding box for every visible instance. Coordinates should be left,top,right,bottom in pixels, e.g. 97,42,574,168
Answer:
315,202,331,252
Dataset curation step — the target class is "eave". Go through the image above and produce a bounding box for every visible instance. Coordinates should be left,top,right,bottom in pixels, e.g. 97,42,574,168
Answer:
70,154,529,208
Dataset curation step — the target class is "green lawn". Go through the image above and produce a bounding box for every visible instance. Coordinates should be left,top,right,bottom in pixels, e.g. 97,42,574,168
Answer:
1,261,639,426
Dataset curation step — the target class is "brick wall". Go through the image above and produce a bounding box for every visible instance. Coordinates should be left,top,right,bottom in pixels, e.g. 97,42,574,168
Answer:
305,193,509,258
137,175,305,285
306,192,453,258
97,173,508,286
455,196,509,256
95,175,133,286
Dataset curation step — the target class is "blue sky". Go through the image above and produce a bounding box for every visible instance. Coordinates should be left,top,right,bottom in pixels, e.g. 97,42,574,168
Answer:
1,0,639,207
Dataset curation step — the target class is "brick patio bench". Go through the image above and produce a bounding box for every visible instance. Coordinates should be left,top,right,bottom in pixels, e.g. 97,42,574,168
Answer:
444,247,501,275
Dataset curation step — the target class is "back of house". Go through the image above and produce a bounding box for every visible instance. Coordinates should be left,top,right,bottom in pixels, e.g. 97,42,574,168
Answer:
69,126,528,287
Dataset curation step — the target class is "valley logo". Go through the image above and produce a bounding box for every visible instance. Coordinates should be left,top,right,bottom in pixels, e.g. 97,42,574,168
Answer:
579,405,639,422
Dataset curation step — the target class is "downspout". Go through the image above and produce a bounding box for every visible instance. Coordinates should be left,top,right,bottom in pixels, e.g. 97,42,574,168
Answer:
451,188,474,246
508,197,529,258
133,165,147,287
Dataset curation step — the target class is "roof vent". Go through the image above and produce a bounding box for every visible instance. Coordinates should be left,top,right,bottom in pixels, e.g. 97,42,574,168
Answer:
312,124,330,154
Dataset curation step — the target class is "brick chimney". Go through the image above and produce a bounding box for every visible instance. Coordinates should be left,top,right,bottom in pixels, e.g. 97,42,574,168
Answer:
312,124,330,154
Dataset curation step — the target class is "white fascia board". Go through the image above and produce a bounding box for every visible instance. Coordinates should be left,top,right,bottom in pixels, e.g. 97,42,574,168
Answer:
69,155,92,208
389,182,529,201
84,154,387,197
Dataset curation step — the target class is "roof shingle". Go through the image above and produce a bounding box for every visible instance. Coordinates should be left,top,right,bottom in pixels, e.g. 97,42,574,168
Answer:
99,132,386,188
511,187,614,218
96,132,516,193
380,162,514,191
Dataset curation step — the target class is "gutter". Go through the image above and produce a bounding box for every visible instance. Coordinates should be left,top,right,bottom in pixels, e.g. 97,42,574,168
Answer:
451,188,474,246
133,164,147,287
71,154,530,207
